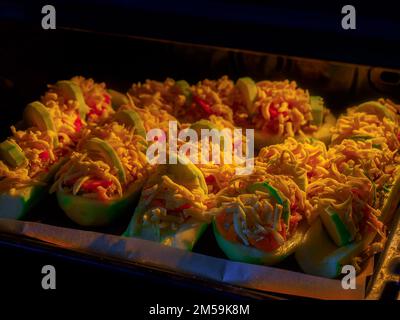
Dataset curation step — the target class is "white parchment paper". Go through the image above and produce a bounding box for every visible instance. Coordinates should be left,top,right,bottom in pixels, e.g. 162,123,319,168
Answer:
0,218,372,299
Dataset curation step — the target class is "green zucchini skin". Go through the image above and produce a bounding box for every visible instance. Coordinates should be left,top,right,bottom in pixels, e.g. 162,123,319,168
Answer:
0,185,46,220
295,170,400,278
380,170,400,224
123,160,209,251
57,179,143,227
295,219,369,278
213,219,308,265
108,89,129,110
0,158,66,220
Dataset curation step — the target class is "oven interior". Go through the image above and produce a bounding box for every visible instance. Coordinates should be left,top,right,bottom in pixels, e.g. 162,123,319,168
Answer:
0,21,399,299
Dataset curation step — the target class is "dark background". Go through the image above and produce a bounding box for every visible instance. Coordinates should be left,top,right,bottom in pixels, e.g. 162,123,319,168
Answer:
2,0,400,67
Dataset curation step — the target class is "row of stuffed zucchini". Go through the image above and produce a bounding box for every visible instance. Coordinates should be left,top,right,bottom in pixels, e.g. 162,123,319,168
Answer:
1,75,399,279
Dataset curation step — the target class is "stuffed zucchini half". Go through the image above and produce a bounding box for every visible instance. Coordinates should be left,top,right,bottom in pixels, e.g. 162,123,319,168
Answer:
296,102,400,278
330,99,400,151
233,78,336,149
124,156,211,251
257,137,329,194
211,174,310,265
0,131,62,220
0,77,117,220
128,77,235,125
186,116,248,195
296,171,400,278
50,109,149,226
107,87,178,134
50,76,115,124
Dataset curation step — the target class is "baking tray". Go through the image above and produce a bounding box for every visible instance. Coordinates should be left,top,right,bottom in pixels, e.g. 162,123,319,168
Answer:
1,23,399,299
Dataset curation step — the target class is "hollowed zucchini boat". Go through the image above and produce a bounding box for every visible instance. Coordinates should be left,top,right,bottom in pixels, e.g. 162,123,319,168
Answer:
211,174,311,265
0,78,117,220
295,170,400,278
296,101,400,278
234,77,336,148
51,109,149,226
0,82,85,219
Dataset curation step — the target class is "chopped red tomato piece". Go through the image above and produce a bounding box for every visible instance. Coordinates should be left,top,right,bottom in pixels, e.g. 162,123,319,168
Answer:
88,100,105,117
39,150,50,161
205,175,216,184
193,96,213,115
269,105,279,118
269,104,288,118
74,116,83,132
89,107,104,117
103,94,111,105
